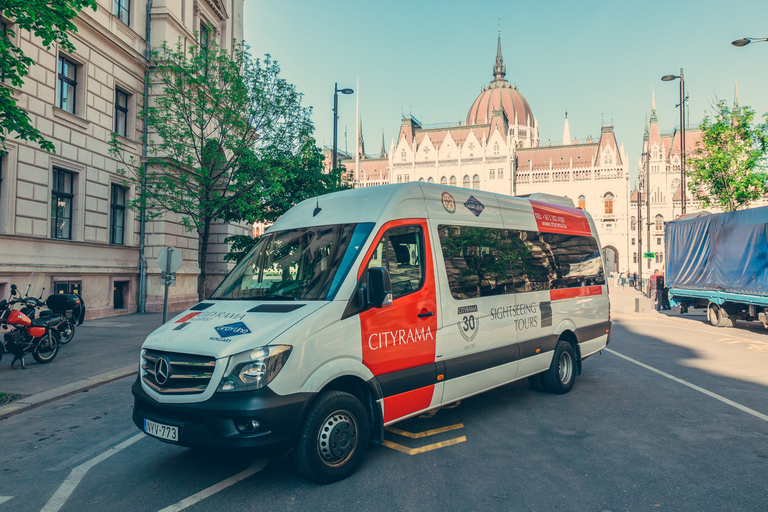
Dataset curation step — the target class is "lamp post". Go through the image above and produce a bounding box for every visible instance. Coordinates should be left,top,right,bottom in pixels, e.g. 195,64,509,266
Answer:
332,83,354,172
732,37,768,47
662,69,687,215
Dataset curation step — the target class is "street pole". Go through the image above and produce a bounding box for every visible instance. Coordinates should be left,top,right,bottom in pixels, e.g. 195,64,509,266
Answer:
645,140,651,290
332,83,339,172
679,68,686,215
637,166,642,291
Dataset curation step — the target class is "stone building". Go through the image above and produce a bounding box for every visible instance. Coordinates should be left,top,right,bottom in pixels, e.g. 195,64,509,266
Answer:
386,33,631,274
0,0,245,318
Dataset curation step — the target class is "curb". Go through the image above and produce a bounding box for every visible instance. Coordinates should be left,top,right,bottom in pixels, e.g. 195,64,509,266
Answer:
0,364,138,420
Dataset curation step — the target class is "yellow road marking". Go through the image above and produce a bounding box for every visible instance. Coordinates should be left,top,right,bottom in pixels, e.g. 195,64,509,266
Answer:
386,423,464,439
382,436,467,455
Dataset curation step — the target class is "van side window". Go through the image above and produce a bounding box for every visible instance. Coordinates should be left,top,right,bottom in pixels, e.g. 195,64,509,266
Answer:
438,225,606,299
438,225,521,299
366,225,424,299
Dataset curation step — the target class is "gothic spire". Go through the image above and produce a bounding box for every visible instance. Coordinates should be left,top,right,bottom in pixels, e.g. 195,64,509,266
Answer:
649,87,658,124
380,132,386,158
492,28,506,82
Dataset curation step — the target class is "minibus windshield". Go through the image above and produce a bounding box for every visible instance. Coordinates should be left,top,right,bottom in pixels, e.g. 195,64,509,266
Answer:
211,223,373,301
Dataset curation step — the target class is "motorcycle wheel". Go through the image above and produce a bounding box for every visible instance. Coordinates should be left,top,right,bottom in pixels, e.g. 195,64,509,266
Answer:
33,330,60,364
59,320,75,345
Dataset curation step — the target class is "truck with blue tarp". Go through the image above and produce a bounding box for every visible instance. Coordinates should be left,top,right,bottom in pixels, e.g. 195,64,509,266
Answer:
665,206,768,328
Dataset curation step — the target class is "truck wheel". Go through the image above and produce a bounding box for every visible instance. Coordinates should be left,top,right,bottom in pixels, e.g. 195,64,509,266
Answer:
541,340,576,394
717,307,733,328
708,304,720,327
293,390,369,484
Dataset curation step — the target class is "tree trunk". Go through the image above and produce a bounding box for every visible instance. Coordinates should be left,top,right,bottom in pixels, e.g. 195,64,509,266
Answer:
197,218,212,302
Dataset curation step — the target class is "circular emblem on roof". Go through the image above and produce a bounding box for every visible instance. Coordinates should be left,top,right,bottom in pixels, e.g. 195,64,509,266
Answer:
441,192,456,214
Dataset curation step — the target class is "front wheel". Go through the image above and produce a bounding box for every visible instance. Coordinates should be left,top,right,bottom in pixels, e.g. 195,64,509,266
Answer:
33,330,60,364
541,340,576,394
293,390,370,484
58,320,75,345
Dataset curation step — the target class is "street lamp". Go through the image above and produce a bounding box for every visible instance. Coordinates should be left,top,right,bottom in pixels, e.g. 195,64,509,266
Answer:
662,69,687,215
732,37,768,47
332,83,354,172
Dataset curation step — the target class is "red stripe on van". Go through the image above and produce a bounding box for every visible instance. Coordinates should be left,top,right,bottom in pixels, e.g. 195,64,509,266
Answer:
550,285,603,301
530,200,592,236
383,385,435,423
175,312,200,323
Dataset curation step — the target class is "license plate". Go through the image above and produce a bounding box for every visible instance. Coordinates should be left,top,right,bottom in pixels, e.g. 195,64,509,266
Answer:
144,419,179,442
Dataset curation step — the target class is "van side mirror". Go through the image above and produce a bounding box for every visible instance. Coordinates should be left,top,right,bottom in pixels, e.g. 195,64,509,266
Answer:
366,267,393,308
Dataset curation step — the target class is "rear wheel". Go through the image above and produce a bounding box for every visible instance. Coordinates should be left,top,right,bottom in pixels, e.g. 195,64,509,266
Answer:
33,330,60,364
59,320,75,345
293,390,369,484
541,340,576,394
708,303,732,327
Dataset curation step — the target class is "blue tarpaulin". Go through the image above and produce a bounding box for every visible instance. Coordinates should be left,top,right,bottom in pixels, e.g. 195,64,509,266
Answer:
665,206,768,295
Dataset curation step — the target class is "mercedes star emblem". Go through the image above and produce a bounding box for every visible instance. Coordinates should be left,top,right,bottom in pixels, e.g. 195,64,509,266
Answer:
155,357,170,385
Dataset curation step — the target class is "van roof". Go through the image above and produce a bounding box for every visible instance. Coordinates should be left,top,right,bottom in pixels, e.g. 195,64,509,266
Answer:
269,182,590,236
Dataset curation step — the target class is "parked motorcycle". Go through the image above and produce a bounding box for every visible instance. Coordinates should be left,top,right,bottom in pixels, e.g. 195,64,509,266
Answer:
14,284,85,345
0,292,63,368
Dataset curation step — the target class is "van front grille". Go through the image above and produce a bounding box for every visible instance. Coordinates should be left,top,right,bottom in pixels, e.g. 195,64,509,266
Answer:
141,349,216,394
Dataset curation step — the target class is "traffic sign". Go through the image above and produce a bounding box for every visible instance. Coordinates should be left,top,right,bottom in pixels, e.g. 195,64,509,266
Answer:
643,252,656,259
157,247,182,273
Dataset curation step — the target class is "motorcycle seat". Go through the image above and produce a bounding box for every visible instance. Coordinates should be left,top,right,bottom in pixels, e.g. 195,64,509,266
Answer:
30,315,63,327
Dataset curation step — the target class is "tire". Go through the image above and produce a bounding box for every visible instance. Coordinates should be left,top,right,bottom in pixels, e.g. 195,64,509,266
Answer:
717,307,733,327
708,304,720,327
541,340,577,394
59,320,75,345
293,390,370,484
33,330,60,364
528,373,546,392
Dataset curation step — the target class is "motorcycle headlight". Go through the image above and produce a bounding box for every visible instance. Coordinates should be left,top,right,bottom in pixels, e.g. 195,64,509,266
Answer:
216,345,292,393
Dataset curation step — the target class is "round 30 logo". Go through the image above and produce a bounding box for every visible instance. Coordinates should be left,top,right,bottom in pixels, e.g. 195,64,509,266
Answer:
441,192,456,214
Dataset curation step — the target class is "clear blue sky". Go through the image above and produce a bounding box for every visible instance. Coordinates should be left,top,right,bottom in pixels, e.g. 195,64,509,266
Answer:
244,0,768,184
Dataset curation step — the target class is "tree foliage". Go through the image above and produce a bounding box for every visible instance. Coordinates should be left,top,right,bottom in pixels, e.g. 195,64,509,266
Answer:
0,0,96,152
687,103,768,212
111,38,313,300
223,146,352,264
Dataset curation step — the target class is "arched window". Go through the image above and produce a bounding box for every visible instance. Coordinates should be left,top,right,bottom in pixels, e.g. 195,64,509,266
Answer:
450,176,457,187
578,195,586,210
401,150,406,162
419,178,424,182
631,216,636,230
440,176,447,185
604,192,614,214
655,214,664,231
428,177,434,183
493,142,499,156
463,175,470,188
473,174,480,189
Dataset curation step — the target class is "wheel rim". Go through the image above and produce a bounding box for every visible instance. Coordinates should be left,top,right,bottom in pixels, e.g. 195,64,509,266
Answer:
37,335,56,360
558,351,573,384
317,410,358,467
61,323,74,342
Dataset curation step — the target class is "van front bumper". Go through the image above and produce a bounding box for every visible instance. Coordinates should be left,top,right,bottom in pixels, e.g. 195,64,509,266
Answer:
132,377,313,453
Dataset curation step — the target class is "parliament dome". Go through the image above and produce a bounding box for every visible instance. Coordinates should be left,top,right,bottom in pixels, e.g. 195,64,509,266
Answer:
465,34,535,128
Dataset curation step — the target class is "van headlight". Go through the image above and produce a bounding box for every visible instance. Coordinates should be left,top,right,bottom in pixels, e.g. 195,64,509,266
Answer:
216,345,292,392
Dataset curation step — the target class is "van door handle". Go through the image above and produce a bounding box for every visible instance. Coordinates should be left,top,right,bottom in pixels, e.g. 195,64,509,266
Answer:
418,311,435,318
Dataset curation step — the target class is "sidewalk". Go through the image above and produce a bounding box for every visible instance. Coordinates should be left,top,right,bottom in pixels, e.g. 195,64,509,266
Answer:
607,282,707,319
0,312,167,418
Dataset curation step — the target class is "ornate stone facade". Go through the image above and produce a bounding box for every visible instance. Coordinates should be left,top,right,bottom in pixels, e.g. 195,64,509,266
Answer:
0,0,245,317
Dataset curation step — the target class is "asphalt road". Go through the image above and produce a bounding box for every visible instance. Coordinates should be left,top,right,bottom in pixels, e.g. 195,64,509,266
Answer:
1,289,767,511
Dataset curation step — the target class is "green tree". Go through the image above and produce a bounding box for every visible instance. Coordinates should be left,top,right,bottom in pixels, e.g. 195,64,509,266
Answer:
687,102,768,212
111,39,312,300
223,144,351,264
0,0,96,151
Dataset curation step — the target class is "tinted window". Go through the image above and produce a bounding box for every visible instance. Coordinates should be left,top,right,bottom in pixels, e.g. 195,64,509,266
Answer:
438,225,605,299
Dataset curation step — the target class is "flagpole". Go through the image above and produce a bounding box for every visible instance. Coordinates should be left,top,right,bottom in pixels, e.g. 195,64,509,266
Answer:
355,76,360,186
